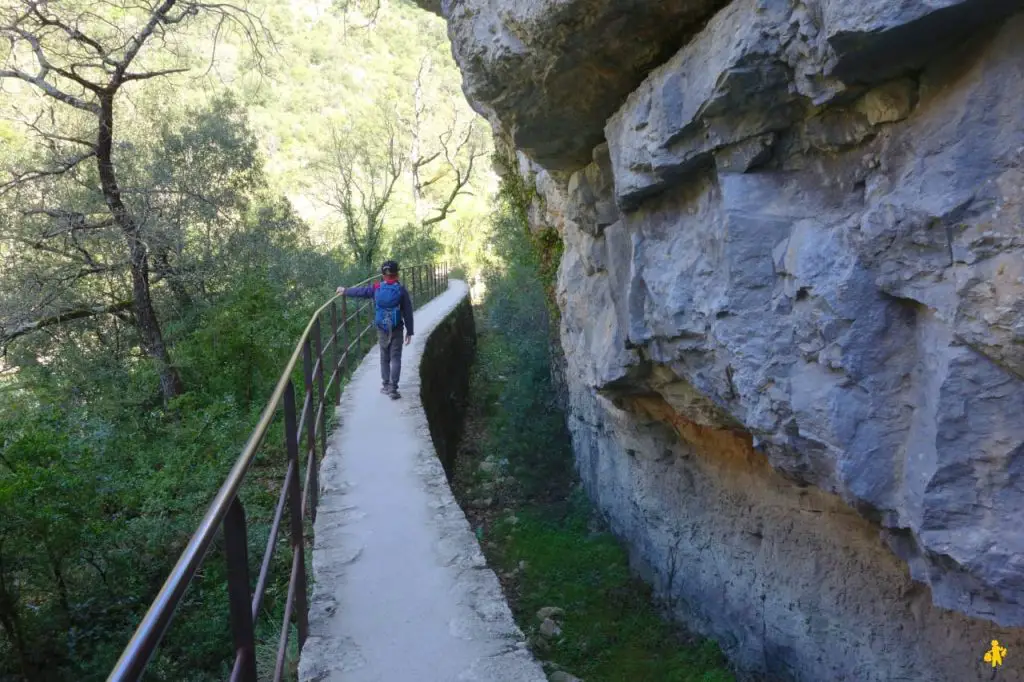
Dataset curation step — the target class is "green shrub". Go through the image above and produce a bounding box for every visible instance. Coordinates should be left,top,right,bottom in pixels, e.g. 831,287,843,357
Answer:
451,172,735,682
0,241,359,680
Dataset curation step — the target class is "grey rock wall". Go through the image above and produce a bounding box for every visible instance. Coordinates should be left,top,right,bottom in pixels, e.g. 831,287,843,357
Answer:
418,0,1024,678
583,11,1024,628
568,385,1024,681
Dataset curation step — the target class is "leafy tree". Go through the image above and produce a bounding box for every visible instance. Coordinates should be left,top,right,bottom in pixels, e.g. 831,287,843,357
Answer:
0,0,266,400
314,93,486,272
316,108,405,273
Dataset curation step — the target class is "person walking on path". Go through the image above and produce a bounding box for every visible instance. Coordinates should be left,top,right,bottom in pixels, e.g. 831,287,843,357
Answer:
337,259,414,399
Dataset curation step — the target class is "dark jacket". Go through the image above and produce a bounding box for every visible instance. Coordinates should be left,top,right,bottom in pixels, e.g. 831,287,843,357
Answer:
343,280,414,335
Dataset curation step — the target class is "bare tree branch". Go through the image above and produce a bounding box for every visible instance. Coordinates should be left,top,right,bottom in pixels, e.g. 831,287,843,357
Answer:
110,0,179,85
420,122,484,228
0,67,99,112
121,66,190,81
334,0,383,33
412,151,441,172
23,208,115,233
1,300,134,345
19,111,97,149
24,3,107,59
11,24,105,93
0,149,97,195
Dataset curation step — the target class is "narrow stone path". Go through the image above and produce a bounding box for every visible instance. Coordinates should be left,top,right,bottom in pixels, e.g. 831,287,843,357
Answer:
299,280,546,682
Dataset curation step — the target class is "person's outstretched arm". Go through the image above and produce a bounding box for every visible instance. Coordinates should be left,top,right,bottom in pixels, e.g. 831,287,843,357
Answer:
401,286,414,344
337,284,375,299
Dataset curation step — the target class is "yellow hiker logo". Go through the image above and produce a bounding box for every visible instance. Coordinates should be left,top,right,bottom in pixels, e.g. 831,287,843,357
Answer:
985,640,1008,668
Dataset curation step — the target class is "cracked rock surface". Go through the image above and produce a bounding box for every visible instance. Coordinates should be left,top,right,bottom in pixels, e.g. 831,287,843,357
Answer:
417,0,1024,679
299,281,545,682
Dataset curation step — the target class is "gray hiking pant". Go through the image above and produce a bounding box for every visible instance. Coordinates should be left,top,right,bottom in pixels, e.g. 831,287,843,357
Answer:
378,328,403,389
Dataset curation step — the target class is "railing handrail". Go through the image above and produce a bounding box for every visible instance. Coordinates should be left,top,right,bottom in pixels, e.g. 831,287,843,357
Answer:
107,264,449,681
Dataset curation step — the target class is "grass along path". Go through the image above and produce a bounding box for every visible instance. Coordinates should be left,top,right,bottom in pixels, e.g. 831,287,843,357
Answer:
450,308,735,682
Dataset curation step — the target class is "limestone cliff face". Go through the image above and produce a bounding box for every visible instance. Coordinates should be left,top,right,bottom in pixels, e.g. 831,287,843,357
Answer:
422,0,1024,678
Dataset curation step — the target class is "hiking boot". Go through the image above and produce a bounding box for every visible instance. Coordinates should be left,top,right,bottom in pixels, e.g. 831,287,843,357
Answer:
389,388,401,400
380,384,391,395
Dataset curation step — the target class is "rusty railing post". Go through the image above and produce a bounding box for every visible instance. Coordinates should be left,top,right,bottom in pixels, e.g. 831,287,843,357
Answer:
330,301,340,405
282,381,309,648
341,297,350,381
368,287,375,349
302,337,319,523
224,497,257,682
313,317,328,470
355,296,362,357
360,299,367,356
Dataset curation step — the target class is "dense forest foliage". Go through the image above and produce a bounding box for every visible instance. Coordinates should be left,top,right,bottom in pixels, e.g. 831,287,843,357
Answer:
0,1,495,678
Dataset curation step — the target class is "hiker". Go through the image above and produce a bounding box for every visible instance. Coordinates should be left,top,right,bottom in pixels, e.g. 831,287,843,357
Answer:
337,259,414,400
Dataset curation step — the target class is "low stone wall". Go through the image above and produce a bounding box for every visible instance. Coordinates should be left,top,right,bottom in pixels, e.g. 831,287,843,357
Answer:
419,295,477,478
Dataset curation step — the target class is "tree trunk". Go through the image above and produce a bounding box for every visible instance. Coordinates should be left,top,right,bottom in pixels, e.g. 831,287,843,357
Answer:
411,56,431,222
154,250,193,310
411,94,423,221
0,558,35,680
48,549,71,626
0,605,33,681
96,95,184,400
362,248,375,277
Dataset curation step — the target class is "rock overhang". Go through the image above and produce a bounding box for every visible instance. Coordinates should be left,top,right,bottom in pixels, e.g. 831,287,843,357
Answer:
415,0,1023,175
412,0,732,170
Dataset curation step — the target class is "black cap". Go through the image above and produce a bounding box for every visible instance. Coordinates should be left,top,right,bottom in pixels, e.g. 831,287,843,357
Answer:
381,259,399,275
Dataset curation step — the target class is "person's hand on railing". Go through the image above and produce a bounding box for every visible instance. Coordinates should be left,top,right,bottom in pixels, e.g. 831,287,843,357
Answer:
336,286,346,296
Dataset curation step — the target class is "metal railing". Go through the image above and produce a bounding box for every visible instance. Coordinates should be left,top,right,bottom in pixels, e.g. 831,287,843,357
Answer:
108,263,451,682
